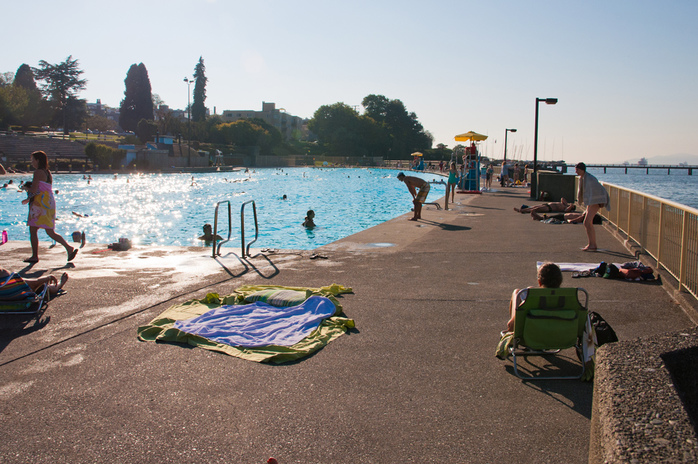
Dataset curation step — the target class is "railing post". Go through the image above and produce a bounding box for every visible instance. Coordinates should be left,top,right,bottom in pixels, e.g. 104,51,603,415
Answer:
656,203,665,271
212,200,232,258
240,200,259,258
679,211,689,293
639,195,648,255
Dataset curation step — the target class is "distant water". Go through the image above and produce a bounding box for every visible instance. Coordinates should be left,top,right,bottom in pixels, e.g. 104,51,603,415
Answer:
583,168,698,210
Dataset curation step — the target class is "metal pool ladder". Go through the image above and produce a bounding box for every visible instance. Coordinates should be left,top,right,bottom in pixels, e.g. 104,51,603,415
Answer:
212,200,232,258
240,200,259,258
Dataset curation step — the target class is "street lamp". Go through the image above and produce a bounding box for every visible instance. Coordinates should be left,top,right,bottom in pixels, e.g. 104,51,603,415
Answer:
183,77,193,166
531,97,558,199
503,128,517,163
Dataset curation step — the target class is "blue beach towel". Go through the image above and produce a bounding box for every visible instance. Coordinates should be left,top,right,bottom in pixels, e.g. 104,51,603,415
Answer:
173,295,337,348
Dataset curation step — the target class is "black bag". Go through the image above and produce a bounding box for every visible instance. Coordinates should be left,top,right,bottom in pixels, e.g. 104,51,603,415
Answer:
590,311,618,346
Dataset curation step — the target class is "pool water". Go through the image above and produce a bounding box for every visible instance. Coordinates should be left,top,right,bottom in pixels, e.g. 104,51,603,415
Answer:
0,168,444,250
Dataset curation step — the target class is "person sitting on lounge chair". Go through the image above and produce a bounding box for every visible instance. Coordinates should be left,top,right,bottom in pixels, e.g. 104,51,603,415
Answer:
0,267,69,297
514,198,575,214
504,262,562,333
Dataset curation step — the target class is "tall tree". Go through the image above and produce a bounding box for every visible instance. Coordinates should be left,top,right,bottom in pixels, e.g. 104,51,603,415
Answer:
191,57,207,122
119,63,154,132
0,65,50,131
361,94,432,158
13,64,38,92
33,55,87,134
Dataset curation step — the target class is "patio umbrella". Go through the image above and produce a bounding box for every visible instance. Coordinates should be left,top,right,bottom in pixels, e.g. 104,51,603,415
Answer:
454,131,488,142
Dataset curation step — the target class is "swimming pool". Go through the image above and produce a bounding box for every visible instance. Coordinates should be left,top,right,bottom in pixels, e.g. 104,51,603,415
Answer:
0,168,444,250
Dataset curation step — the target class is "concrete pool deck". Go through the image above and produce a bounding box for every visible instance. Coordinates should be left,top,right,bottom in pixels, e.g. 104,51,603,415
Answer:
1,187,696,463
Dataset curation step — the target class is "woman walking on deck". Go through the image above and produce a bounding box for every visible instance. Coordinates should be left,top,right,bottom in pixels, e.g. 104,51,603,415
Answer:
22,151,78,263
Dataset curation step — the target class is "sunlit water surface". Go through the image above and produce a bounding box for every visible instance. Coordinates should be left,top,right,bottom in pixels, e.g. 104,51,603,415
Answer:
586,168,698,210
1,168,444,250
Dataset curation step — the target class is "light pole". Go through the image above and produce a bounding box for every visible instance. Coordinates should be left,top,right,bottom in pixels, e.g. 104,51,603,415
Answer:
532,97,558,199
504,128,517,163
183,77,193,166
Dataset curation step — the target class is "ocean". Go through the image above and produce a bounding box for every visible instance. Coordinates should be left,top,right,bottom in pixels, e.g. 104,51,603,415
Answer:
582,167,698,210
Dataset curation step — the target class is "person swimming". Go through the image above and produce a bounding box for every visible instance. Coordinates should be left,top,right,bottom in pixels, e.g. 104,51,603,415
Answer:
303,210,316,229
198,223,223,241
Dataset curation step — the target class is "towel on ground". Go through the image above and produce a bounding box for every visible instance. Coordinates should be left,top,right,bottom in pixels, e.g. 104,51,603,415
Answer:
536,262,601,272
174,296,337,348
137,284,354,363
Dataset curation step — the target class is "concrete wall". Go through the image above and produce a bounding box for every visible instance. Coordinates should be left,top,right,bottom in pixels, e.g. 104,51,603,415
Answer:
537,172,576,202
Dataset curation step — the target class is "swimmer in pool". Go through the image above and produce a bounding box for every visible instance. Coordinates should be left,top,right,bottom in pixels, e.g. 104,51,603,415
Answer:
198,223,222,241
303,210,316,229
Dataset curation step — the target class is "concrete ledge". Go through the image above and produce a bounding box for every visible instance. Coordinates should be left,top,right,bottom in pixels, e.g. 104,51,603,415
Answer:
590,329,698,463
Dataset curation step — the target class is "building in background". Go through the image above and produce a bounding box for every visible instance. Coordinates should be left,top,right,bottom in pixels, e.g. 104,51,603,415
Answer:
221,102,306,141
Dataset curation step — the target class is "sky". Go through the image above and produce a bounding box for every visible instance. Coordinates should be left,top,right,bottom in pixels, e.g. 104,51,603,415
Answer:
3,0,697,164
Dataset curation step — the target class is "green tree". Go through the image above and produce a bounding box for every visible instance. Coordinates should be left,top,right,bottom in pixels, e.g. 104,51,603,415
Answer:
13,64,38,92
308,103,361,155
33,55,87,134
191,57,207,122
85,142,126,169
85,114,118,133
210,120,276,154
309,102,388,157
361,94,432,158
119,63,154,132
136,118,158,144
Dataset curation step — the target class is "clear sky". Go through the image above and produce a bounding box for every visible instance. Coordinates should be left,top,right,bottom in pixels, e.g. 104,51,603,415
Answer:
4,0,697,164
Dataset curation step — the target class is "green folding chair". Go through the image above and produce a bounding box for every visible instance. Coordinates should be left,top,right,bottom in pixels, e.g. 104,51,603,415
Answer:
509,287,589,380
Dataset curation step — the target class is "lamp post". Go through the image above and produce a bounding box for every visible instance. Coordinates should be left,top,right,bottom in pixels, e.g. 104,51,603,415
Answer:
503,128,517,163
531,97,558,199
183,77,193,166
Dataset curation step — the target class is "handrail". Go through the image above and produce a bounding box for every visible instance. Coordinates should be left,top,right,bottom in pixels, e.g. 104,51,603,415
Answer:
240,200,259,259
591,179,698,304
212,200,232,258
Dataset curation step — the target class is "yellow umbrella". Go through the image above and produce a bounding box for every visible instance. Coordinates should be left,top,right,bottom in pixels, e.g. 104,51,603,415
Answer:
411,152,423,156
454,131,488,142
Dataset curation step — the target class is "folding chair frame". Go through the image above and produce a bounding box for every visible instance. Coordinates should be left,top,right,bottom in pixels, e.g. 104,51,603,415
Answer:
0,277,50,316
509,287,589,380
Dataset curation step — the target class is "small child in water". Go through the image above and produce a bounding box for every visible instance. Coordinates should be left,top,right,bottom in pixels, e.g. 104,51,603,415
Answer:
302,210,315,229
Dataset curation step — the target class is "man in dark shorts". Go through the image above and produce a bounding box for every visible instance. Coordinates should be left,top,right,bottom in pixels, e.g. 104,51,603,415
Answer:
397,172,429,221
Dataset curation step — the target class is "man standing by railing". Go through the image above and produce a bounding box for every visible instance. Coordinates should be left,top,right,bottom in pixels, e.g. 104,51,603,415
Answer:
576,162,610,252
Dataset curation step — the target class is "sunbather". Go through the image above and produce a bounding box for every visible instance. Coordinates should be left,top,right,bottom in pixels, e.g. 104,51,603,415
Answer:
514,198,575,214
530,211,602,224
0,267,69,297
504,262,562,333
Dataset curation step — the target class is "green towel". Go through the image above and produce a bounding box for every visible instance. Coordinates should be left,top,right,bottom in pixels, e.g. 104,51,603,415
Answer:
137,284,354,364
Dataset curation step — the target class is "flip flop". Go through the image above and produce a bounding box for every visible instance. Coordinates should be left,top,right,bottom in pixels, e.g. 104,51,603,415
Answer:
67,248,79,262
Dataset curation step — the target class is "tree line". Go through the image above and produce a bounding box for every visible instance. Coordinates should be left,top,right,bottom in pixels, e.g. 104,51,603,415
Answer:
1,56,444,161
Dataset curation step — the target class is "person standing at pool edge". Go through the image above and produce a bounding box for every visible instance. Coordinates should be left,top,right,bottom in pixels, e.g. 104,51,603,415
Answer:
397,172,430,221
576,162,610,252
22,151,78,263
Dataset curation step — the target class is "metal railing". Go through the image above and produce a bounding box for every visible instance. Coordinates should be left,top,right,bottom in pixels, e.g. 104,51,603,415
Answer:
240,200,259,259
212,200,232,258
598,182,698,302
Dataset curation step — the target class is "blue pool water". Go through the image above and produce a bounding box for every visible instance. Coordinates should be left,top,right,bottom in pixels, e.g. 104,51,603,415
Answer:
0,168,444,250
